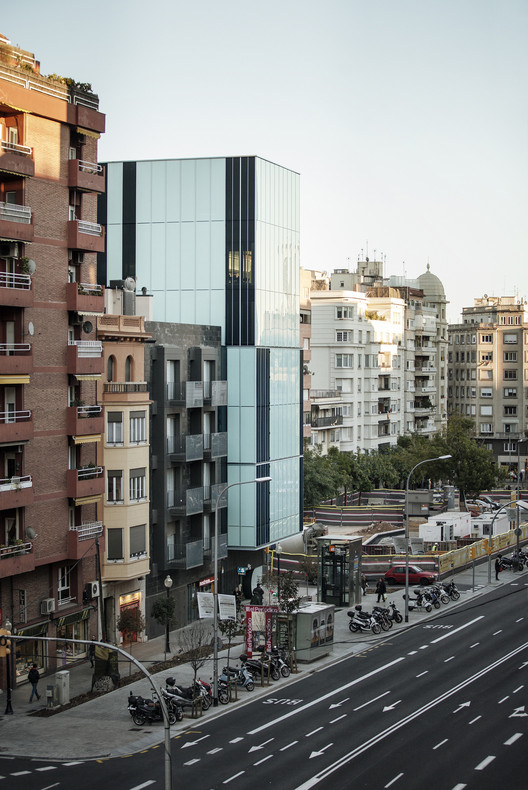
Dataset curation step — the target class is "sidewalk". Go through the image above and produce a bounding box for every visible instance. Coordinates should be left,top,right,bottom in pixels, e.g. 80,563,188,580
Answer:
0,558,522,761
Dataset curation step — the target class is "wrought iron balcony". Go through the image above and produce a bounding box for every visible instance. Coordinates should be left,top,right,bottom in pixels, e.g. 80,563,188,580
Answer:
0,202,34,242
0,409,33,443
0,270,33,307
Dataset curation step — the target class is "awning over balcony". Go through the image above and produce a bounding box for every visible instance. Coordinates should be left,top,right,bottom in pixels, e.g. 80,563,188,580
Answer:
76,126,100,139
74,493,102,506
74,374,101,381
0,375,30,385
73,434,101,445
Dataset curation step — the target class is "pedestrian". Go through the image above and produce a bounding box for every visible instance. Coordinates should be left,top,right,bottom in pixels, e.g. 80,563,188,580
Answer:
251,582,264,605
28,663,41,702
495,554,502,581
376,577,387,603
88,637,96,668
361,574,368,596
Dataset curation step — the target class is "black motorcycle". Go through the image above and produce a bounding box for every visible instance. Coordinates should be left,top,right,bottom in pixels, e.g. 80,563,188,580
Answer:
441,581,460,601
127,692,181,726
239,652,280,681
500,554,525,571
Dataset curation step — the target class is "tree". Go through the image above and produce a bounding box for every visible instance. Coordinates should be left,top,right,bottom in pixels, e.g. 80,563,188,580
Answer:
151,595,177,661
277,571,302,667
179,621,212,687
303,445,342,507
116,607,145,675
217,618,241,694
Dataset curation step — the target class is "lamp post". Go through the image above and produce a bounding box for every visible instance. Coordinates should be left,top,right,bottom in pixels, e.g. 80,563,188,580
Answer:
163,575,173,657
405,455,452,622
486,499,524,583
213,475,272,706
276,543,283,603
4,617,12,715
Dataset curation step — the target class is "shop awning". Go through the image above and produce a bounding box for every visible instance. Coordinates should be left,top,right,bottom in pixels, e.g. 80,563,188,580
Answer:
56,608,91,628
74,374,101,382
73,494,102,506
0,375,30,385
73,434,101,445
16,621,48,637
77,127,100,140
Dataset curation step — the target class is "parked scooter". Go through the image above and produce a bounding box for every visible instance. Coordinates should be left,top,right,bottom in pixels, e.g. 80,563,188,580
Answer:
500,554,525,571
371,606,393,631
402,590,432,613
269,647,291,677
387,601,403,624
347,605,382,635
220,665,255,692
127,691,181,726
165,677,215,710
441,581,460,601
239,652,281,681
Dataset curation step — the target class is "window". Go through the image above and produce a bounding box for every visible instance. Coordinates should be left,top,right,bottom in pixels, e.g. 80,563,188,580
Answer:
336,306,353,320
336,331,351,342
504,387,517,398
125,355,133,382
58,566,71,604
503,333,518,343
480,334,493,343
500,316,521,325
129,468,146,501
107,470,123,503
107,411,123,444
504,351,517,362
479,352,493,362
130,524,146,557
504,405,517,416
107,528,123,561
107,355,116,382
480,405,493,416
479,370,493,380
480,423,493,433
480,387,492,398
129,410,146,443
336,354,353,368
504,369,517,380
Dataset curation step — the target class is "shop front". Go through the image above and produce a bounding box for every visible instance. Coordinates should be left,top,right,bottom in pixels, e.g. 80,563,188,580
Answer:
14,621,48,685
119,590,141,642
55,607,92,666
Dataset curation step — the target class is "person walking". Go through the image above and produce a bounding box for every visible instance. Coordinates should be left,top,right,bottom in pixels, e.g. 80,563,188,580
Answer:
28,664,41,702
251,582,264,605
361,574,368,596
88,637,96,668
376,577,387,603
495,554,502,581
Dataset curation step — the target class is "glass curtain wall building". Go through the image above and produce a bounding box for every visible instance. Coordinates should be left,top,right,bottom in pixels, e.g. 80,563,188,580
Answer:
99,156,302,550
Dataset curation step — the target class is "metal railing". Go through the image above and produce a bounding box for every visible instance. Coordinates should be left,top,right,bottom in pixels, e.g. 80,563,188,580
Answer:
76,282,103,295
68,339,102,357
103,382,148,394
0,409,31,424
76,405,102,418
0,474,32,491
0,271,31,289
0,65,99,109
69,521,104,541
0,201,32,223
0,541,32,558
0,342,31,355
77,219,102,236
77,160,102,174
1,140,32,157
76,466,103,480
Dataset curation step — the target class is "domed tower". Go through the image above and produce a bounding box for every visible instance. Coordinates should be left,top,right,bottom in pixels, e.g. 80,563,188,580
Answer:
416,264,449,431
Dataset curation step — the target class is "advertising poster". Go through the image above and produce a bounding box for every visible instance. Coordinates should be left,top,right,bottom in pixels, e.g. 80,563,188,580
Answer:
196,592,215,619
244,605,279,657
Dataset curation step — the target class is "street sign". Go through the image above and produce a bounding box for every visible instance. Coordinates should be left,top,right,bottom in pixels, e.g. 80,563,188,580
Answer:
237,567,246,575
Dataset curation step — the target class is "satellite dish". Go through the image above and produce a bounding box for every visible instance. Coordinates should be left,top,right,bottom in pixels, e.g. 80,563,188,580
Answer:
124,277,136,292
25,526,36,539
28,321,34,336
483,294,488,299
27,259,36,274
82,320,93,334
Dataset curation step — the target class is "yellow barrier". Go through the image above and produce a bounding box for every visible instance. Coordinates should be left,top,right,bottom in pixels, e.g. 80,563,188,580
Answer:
438,524,528,575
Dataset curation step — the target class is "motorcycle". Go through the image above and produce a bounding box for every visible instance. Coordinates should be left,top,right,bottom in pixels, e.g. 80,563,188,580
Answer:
269,647,291,678
239,652,281,681
387,601,403,624
128,691,181,726
420,586,442,609
371,606,393,631
441,581,460,601
402,590,432,613
165,677,217,710
220,665,255,691
347,605,382,635
500,554,525,571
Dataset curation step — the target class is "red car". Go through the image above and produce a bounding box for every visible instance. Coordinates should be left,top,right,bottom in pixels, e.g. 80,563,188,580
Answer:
384,564,437,586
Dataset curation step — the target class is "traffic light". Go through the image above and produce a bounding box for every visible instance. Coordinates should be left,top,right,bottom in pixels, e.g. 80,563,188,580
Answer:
469,545,476,560
0,627,11,658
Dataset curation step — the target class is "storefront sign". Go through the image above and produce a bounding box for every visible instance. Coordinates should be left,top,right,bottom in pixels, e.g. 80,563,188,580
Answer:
244,605,278,657
199,576,214,588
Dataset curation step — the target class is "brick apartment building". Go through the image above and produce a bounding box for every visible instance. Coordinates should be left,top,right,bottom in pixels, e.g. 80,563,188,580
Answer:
0,34,105,688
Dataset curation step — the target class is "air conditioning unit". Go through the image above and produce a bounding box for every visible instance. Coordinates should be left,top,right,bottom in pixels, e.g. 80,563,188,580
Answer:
41,598,56,614
68,250,84,265
86,581,100,598
0,242,20,259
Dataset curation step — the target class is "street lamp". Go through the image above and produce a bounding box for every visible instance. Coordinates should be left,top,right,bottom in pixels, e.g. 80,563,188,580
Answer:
404,455,452,622
213,475,272,706
4,617,12,715
163,575,173,657
276,543,283,603
486,499,525,583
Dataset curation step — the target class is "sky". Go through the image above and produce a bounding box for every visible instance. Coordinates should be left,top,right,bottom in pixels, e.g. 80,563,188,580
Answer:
3,0,527,323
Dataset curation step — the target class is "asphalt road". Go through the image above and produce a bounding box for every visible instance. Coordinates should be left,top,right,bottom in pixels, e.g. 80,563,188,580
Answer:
4,579,528,789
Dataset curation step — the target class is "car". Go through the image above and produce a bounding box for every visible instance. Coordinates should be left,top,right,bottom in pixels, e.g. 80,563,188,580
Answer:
384,564,438,586
477,495,500,510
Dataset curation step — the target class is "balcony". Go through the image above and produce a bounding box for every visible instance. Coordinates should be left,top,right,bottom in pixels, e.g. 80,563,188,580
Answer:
0,202,34,243
0,271,33,308
0,540,35,578
66,466,105,500
0,141,35,178
167,486,204,516
0,409,33,443
203,432,227,460
167,433,204,463
0,343,33,375
167,381,204,408
66,340,103,376
311,414,343,428
203,482,228,513
66,404,104,436
66,282,104,314
67,521,105,560
103,381,149,404
168,538,204,570
67,219,105,253
203,380,228,407
68,159,105,193
0,474,33,510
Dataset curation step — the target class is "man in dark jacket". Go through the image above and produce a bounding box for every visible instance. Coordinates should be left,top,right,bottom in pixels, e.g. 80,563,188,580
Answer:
28,664,40,702
376,577,387,603
495,555,502,581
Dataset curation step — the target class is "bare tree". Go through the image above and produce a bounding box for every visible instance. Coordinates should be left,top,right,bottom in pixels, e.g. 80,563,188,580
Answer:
179,621,212,686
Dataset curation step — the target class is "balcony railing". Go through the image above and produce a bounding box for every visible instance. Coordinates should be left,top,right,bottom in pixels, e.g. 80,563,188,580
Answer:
168,538,204,570
167,486,204,516
167,433,204,462
0,474,34,509
69,521,104,540
0,342,33,374
0,140,34,178
0,409,33,442
103,382,148,394
67,404,104,436
311,415,343,428
0,270,33,308
68,159,105,193
66,466,105,500
68,219,105,253
0,202,32,224
66,281,104,313
68,340,103,357
203,432,228,459
0,271,31,289
0,201,34,243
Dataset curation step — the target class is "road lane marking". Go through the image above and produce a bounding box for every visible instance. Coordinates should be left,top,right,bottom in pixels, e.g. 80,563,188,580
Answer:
433,739,448,750
451,785,467,789
513,686,523,693
384,773,404,787
36,767,57,771
419,645,428,650
249,738,274,752
353,691,390,711
444,656,454,663
254,755,273,765
130,783,156,790
293,642,528,790
306,727,323,737
280,741,298,751
183,759,200,766
498,696,509,704
248,656,406,735
516,618,524,622
431,616,484,644
504,733,523,745
475,756,496,770
207,748,223,754
223,771,245,784
416,671,428,677
469,716,482,724
493,630,503,636
330,714,347,723
407,651,417,655
469,643,479,649
229,737,243,743
309,744,333,759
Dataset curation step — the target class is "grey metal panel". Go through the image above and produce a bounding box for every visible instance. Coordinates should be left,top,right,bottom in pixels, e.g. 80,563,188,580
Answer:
186,486,204,516
211,380,227,406
186,539,204,569
186,380,203,408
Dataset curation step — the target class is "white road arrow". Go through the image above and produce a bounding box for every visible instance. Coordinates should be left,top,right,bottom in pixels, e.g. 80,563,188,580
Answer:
510,706,528,718
309,743,333,759
329,698,350,709
452,702,471,713
383,700,401,712
248,738,274,753
181,735,211,748
519,662,528,669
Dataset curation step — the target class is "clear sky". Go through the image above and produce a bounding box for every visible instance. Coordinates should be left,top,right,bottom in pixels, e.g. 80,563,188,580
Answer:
3,0,527,322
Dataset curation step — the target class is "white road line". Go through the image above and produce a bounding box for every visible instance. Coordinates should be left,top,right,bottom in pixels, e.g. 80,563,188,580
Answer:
516,618,524,622
469,716,482,724
498,696,510,704
306,727,323,737
207,748,223,754
504,733,523,745
330,714,347,723
469,643,479,649
10,773,30,777
513,686,524,693
353,691,390,711
416,671,428,677
433,739,448,750
62,762,84,766
444,656,454,663
280,741,298,751
384,773,404,788
475,755,496,770
493,630,503,636
223,771,245,784
431,616,484,644
35,767,56,771
229,737,243,743
183,759,200,766
408,651,417,655
451,785,467,790
419,645,429,650
248,656,406,735
254,755,273,766
130,783,156,790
